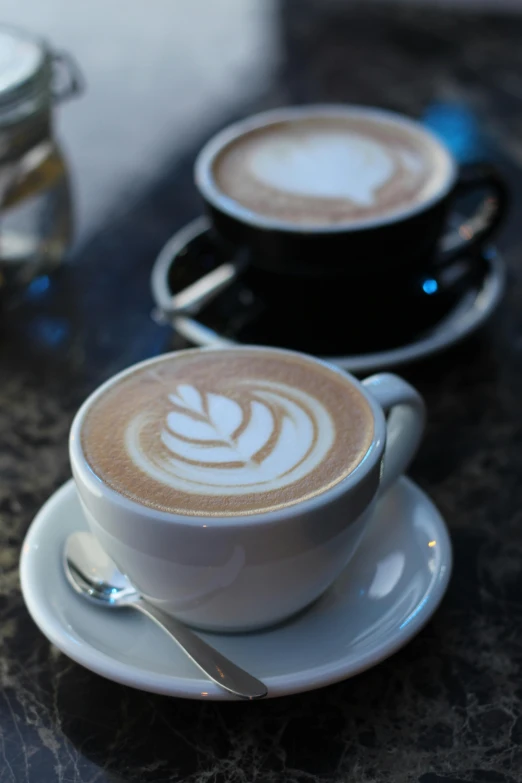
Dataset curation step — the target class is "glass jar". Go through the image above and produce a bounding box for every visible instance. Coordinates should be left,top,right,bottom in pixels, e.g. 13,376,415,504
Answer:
0,25,82,295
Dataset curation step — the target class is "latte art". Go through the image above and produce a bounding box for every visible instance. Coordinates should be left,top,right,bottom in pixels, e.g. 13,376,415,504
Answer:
249,133,397,207
209,112,453,227
80,348,374,516
126,381,334,496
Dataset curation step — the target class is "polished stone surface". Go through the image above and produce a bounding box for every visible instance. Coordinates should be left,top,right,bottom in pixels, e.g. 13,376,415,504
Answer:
2,2,522,781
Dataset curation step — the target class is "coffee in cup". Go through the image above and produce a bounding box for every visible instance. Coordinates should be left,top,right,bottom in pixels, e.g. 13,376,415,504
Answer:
80,348,374,517
211,113,453,229
195,105,508,279
71,346,425,631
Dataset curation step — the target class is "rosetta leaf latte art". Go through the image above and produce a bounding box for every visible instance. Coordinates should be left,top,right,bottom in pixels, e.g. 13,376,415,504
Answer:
125,380,336,497
163,385,279,465
164,385,270,462
168,384,204,413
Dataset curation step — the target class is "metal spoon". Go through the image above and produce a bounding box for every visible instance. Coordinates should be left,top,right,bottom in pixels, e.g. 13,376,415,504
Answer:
63,532,268,700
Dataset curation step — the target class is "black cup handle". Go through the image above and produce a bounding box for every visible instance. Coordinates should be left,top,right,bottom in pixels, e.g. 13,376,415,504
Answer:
438,163,509,265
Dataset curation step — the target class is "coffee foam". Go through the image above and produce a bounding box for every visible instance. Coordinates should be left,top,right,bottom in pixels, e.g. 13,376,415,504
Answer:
211,115,453,227
80,349,374,517
250,133,396,206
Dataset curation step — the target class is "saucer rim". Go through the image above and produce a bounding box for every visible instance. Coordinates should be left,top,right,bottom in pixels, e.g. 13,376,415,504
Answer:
152,217,504,374
20,478,452,700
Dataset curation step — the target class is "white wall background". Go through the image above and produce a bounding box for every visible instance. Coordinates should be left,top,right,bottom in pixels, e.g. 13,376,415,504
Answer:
1,0,279,242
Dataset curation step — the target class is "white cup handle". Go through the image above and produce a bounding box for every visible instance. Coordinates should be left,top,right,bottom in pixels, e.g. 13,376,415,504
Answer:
362,373,426,495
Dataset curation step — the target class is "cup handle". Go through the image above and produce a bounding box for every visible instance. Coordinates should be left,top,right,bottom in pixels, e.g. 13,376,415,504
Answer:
362,374,426,496
439,163,509,264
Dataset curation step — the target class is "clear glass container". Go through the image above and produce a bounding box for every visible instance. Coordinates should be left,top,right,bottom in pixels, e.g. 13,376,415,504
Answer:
0,26,82,294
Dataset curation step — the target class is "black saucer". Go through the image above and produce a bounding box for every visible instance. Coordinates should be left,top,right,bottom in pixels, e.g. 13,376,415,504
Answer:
151,219,503,363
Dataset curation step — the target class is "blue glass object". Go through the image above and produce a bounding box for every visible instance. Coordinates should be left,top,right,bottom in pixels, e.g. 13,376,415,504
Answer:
25,274,51,300
423,102,484,163
422,278,438,295
28,316,69,347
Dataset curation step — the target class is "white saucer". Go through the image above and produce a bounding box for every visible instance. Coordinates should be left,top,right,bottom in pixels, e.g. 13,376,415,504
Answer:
20,477,452,700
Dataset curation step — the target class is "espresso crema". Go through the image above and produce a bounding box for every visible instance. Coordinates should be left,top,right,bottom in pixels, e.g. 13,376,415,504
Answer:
80,349,374,516
211,113,453,227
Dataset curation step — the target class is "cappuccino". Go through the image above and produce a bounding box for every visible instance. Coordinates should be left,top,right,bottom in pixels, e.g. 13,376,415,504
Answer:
210,111,453,228
80,348,374,517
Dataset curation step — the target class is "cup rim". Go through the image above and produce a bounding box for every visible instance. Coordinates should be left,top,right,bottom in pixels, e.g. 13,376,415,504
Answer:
194,103,458,234
70,346,387,529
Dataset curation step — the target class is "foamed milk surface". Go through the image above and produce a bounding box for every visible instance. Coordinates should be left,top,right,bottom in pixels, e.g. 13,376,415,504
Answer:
249,132,396,207
126,380,334,496
212,115,452,226
80,350,374,517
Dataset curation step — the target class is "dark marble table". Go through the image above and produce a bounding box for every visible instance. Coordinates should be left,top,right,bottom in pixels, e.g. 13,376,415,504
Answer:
3,2,522,781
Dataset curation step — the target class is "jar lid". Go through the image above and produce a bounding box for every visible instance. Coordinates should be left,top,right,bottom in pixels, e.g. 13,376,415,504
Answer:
0,26,51,116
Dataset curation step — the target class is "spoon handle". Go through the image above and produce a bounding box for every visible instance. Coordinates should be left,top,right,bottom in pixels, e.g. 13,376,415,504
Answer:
134,598,268,700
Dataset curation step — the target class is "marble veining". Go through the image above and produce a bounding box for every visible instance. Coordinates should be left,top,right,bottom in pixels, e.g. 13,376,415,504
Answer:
2,1,522,780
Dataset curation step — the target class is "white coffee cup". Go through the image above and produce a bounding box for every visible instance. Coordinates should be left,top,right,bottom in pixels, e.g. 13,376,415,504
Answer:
70,348,425,633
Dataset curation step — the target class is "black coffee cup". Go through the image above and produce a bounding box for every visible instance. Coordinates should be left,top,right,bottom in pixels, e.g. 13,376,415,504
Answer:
194,105,508,281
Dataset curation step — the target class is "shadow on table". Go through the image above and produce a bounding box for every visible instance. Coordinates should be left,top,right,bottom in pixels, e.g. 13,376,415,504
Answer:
56,617,454,781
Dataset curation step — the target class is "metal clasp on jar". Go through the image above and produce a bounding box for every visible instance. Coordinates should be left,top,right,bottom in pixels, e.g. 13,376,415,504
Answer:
51,51,85,103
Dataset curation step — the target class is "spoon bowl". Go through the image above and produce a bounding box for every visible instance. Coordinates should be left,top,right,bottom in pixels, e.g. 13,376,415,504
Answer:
63,531,268,700
65,532,139,605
